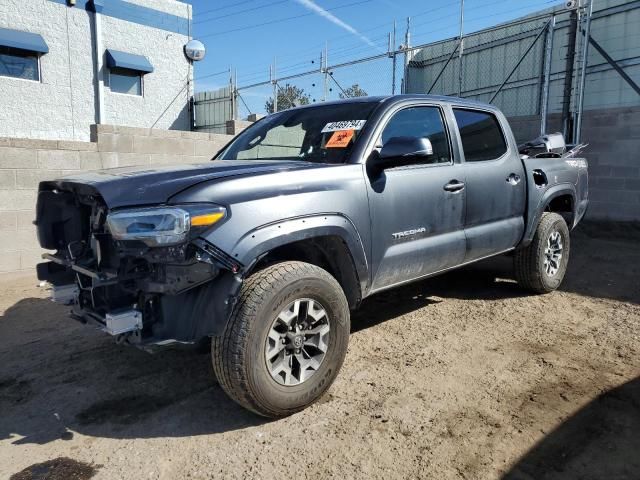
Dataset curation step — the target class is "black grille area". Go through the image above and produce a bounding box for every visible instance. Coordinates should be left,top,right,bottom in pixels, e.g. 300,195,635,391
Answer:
35,190,90,251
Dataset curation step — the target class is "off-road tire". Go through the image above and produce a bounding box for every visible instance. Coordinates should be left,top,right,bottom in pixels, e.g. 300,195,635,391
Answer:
514,212,570,293
212,261,350,418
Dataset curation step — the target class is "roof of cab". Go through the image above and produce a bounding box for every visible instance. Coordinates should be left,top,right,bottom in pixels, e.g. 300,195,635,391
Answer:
290,94,494,111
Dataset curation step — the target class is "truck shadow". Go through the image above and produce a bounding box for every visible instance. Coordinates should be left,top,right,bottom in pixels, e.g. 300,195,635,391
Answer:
0,297,267,444
354,222,638,336
351,265,528,334
558,223,639,305
502,375,640,479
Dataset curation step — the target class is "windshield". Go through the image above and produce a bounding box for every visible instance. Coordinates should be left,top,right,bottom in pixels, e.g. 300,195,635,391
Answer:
218,102,379,164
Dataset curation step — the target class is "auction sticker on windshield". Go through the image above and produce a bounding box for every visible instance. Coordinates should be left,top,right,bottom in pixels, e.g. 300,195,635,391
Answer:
322,120,366,133
326,130,355,148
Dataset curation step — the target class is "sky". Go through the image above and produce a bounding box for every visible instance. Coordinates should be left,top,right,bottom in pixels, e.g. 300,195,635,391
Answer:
183,0,560,116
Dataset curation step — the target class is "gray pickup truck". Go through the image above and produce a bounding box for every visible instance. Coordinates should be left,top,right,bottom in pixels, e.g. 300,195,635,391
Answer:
35,95,588,417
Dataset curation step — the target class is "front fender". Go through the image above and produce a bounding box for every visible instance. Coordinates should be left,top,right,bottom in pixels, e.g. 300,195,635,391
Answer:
179,214,367,339
521,183,577,247
232,213,369,292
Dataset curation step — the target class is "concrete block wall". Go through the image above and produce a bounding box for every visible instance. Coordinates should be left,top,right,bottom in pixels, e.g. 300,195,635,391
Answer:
580,107,640,222
0,125,235,273
226,120,255,136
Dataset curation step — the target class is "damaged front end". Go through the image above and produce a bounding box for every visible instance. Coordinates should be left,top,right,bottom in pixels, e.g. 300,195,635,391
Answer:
35,181,243,347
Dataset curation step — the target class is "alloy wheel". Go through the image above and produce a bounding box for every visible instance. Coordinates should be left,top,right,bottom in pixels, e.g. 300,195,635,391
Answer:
265,298,331,386
543,230,563,277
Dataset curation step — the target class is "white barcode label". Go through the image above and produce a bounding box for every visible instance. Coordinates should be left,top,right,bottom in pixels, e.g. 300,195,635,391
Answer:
321,120,367,133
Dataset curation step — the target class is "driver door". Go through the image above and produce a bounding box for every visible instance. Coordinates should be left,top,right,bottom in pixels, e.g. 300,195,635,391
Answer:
366,105,466,292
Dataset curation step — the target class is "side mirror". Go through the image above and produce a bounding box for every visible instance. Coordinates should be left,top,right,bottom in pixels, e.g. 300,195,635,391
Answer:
369,136,434,172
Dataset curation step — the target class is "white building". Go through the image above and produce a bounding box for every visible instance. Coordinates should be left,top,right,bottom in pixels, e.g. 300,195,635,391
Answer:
0,0,193,141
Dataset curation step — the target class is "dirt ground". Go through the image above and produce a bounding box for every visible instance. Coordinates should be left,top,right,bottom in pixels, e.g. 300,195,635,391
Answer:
1,224,639,480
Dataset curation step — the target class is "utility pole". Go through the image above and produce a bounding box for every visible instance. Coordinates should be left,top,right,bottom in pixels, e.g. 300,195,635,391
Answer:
458,0,465,97
271,57,278,113
402,17,411,94
323,42,329,102
232,67,238,120
391,21,397,95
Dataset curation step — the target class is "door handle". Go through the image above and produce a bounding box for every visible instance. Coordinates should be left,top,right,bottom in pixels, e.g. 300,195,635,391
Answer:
506,173,521,185
444,180,465,192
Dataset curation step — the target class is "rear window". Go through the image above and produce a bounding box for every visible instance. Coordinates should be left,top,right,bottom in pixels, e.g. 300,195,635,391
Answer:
453,109,507,162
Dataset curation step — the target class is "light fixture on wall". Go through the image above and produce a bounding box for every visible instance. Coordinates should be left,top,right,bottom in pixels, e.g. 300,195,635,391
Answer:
184,39,206,62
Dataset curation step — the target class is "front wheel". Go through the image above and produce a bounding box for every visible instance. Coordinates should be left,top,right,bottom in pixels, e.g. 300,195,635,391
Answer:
212,261,350,418
514,212,571,293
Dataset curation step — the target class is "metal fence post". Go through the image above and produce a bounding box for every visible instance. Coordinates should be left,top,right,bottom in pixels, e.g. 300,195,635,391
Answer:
540,16,556,135
574,0,594,143
458,0,465,97
561,8,579,141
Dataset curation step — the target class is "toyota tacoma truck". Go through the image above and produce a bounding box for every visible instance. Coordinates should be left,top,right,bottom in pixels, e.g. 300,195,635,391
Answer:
35,95,588,417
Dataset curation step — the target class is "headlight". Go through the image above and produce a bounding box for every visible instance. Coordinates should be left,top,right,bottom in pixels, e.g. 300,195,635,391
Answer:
106,204,226,246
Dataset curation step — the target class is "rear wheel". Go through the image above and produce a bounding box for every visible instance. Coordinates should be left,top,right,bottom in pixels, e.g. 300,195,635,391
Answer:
212,261,350,417
514,212,570,293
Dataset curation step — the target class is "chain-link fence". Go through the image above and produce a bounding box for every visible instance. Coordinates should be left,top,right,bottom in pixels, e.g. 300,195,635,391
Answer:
196,0,639,144
235,51,400,118
406,15,552,117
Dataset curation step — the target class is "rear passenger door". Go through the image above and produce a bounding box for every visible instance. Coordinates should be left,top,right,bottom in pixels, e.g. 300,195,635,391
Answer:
452,108,526,261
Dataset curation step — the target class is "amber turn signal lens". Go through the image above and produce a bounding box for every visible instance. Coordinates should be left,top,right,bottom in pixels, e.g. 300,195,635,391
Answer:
190,211,225,227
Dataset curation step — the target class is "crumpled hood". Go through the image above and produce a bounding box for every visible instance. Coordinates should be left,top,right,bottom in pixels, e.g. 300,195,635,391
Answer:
43,160,319,208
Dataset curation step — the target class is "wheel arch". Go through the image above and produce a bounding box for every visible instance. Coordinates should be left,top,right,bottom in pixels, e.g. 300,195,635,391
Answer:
234,214,369,309
521,184,577,247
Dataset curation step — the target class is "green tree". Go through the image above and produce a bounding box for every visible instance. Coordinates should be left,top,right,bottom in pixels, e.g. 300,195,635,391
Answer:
339,83,368,99
265,84,311,113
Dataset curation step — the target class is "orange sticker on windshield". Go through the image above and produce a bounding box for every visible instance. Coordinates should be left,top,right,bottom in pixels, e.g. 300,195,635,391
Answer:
326,130,355,148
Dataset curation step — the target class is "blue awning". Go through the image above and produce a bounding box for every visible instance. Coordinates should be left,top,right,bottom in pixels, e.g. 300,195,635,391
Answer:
0,27,48,54
106,49,154,73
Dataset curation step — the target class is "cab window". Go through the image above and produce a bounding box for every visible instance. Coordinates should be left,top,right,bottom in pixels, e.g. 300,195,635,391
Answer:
380,106,451,165
453,109,507,162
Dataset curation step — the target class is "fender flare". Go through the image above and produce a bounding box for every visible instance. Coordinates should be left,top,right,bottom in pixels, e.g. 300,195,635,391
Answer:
180,214,368,340
521,184,577,247
232,213,369,291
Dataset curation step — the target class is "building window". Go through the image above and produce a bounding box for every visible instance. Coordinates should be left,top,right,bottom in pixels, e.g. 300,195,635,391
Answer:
105,49,153,97
109,67,142,95
0,46,40,81
0,27,48,82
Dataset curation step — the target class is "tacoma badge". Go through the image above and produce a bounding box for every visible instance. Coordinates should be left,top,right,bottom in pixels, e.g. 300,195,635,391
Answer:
392,227,427,240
